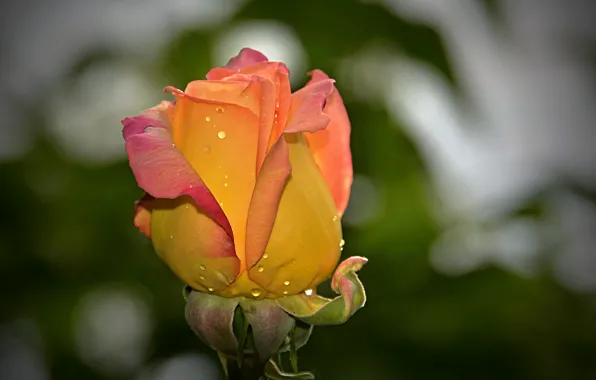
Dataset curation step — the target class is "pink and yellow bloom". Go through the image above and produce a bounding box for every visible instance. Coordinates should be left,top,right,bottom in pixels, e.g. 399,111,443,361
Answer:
122,48,353,299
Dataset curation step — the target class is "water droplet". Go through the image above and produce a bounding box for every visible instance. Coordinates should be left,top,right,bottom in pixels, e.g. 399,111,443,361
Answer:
217,131,227,139
199,264,206,271
333,215,338,222
203,145,211,153
305,289,313,296
339,239,345,247
169,234,173,239
224,183,228,187
262,253,269,259
199,276,205,280
283,280,290,286
189,185,193,188
257,266,264,273
250,288,262,298
185,205,189,209
224,174,228,179
219,202,224,207
216,106,225,113
275,101,280,109
171,143,176,148
208,287,214,292
205,116,212,122
282,290,288,295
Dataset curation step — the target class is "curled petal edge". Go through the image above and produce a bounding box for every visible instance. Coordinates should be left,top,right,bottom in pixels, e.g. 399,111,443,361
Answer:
275,256,368,326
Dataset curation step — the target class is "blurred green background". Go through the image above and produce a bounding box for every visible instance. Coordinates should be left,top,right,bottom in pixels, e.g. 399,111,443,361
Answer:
2,0,596,379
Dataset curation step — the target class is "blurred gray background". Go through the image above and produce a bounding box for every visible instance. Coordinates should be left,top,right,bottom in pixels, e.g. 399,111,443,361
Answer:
1,0,596,379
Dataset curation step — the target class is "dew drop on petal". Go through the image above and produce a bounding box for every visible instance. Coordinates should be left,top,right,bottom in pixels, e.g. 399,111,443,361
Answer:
215,106,225,113
205,116,212,122
305,289,313,296
257,266,264,273
217,131,227,139
250,288,262,298
283,280,290,286
262,253,269,259
282,290,288,295
203,145,211,153
224,183,228,187
199,264,206,271
208,287,214,292
199,276,205,280
333,215,338,222
339,239,345,247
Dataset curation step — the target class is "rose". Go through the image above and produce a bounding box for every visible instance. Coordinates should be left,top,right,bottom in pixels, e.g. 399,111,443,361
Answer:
122,48,353,299
123,48,368,376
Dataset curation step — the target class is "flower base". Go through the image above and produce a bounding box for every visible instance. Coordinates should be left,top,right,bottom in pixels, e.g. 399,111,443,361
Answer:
184,256,368,379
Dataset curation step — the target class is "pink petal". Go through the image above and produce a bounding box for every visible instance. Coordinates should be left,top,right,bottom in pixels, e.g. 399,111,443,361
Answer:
285,79,335,133
304,70,353,216
122,113,235,253
224,48,269,71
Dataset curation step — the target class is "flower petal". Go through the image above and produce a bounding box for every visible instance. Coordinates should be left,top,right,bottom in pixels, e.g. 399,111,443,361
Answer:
122,115,233,239
240,63,292,170
151,196,240,291
205,63,292,173
133,193,154,238
247,133,342,296
167,79,270,272
245,137,291,270
225,47,269,71
285,78,335,133
122,108,240,290
304,70,353,216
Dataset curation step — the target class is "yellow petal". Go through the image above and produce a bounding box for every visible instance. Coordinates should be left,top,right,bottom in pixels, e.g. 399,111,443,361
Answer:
172,95,259,272
151,196,240,293
248,133,342,297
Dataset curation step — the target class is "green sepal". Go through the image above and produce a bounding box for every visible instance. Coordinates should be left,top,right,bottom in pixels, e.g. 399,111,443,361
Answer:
239,298,295,363
265,359,315,379
185,289,298,372
275,256,367,326
185,290,239,356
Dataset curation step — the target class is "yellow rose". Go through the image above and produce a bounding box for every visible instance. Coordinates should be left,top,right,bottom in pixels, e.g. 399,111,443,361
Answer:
122,48,353,299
